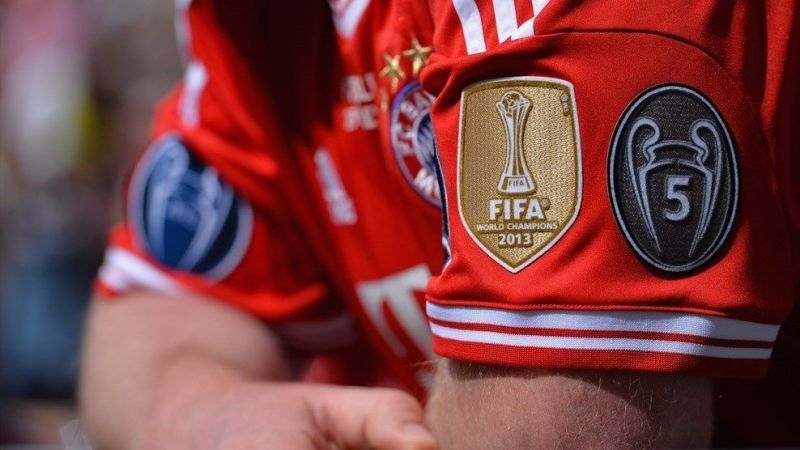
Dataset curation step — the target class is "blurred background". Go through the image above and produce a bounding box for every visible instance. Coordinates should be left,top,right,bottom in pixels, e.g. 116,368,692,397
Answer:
0,0,181,445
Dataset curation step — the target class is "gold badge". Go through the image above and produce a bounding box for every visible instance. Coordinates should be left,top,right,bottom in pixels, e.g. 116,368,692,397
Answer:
457,77,582,272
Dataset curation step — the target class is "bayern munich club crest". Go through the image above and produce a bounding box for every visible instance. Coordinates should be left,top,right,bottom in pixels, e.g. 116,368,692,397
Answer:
390,81,441,208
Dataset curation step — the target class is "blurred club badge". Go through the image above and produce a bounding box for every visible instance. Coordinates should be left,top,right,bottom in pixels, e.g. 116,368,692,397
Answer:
129,133,252,280
457,77,582,273
390,81,441,208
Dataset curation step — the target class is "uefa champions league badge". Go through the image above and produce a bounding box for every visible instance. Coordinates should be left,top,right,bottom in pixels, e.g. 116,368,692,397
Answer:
608,84,738,272
390,81,441,208
128,133,253,280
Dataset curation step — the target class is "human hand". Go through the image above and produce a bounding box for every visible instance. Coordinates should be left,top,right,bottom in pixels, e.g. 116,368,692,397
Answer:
143,382,436,450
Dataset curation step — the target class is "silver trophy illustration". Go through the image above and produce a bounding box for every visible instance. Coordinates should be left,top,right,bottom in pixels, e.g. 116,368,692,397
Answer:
496,90,536,194
626,117,721,257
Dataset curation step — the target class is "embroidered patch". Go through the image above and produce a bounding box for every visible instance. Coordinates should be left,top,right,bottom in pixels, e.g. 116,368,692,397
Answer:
608,84,739,273
390,81,441,208
129,134,252,280
457,77,582,273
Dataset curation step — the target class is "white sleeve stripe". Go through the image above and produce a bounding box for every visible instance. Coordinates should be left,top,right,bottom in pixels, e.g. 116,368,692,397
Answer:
426,302,780,342
452,0,487,55
430,324,774,360
453,0,551,55
98,247,184,295
532,0,550,17
174,0,193,62
179,61,208,128
492,0,527,43
97,262,133,292
331,0,370,38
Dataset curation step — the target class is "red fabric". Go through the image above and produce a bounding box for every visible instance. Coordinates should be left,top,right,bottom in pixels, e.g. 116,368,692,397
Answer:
420,1,799,444
423,0,798,377
96,0,442,392
98,0,343,325
93,1,799,442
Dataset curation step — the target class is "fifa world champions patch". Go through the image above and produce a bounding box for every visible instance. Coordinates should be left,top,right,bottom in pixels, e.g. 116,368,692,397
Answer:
129,133,253,280
608,84,738,273
457,77,582,273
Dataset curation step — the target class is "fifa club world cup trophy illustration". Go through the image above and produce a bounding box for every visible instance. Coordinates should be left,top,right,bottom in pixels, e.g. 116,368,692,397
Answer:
496,91,536,194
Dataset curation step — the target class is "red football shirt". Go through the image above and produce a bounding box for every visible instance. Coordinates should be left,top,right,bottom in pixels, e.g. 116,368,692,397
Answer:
95,0,799,445
96,0,441,392
420,0,799,445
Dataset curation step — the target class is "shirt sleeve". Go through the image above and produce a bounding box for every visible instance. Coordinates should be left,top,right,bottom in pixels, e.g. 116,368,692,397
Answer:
95,0,357,352
421,0,799,378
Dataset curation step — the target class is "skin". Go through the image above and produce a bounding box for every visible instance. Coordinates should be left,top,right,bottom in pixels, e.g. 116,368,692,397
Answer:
79,292,436,450
80,292,712,449
427,360,713,450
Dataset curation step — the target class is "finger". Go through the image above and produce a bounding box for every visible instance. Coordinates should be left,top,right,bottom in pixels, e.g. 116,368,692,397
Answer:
313,386,436,450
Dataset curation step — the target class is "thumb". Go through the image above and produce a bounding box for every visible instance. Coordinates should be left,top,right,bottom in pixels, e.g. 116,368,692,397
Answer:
312,386,436,450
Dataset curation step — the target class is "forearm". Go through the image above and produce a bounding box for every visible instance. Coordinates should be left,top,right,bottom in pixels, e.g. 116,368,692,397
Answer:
427,359,712,450
79,293,289,449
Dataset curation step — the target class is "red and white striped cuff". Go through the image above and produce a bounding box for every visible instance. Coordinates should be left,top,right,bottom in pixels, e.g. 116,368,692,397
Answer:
426,302,780,377
96,247,359,351
96,247,184,296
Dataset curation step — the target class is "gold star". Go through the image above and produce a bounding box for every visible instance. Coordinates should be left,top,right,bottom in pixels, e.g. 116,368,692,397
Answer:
402,37,432,77
380,53,405,92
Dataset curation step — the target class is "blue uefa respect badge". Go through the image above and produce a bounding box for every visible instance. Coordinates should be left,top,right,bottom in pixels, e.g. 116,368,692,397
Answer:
129,134,252,280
